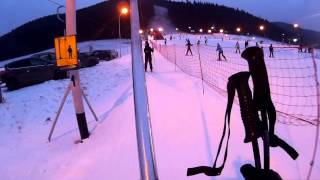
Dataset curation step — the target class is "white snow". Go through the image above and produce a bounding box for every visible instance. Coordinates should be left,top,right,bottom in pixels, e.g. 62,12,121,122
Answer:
0,35,319,180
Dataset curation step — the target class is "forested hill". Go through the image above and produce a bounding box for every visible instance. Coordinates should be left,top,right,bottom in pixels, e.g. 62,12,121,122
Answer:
1,0,319,61
0,0,154,61
155,0,320,47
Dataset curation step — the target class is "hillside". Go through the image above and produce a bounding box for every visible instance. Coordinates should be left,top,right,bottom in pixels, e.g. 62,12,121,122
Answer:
273,22,320,46
1,0,319,61
155,0,320,47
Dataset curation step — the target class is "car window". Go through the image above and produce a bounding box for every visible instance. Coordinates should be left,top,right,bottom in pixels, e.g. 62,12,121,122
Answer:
7,59,32,68
30,59,46,66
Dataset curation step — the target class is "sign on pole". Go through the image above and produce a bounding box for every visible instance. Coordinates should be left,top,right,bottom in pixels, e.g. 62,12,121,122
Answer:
54,35,78,67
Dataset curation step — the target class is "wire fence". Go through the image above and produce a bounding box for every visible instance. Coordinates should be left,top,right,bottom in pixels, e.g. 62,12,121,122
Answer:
152,40,319,126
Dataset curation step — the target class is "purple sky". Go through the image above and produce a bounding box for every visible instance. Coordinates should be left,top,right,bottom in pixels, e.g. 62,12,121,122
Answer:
205,0,320,31
0,0,319,36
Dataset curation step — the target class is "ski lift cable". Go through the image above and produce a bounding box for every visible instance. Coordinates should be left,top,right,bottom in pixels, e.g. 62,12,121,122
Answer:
47,0,64,7
57,5,65,23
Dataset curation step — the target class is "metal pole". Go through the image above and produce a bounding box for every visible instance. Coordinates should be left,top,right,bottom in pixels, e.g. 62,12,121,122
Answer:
66,0,89,140
174,44,177,71
81,89,99,122
0,84,3,103
252,140,262,169
130,0,158,179
119,15,122,57
307,49,320,180
48,83,72,142
197,46,205,94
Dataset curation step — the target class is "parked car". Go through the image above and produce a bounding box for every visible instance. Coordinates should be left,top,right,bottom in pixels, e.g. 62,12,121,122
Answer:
0,67,5,82
77,53,99,67
2,58,67,90
32,52,99,68
90,50,118,61
32,52,56,64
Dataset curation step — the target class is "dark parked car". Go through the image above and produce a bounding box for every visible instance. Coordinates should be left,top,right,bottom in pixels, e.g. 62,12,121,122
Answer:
78,53,99,68
90,50,118,61
32,52,56,64
32,52,99,68
2,58,67,90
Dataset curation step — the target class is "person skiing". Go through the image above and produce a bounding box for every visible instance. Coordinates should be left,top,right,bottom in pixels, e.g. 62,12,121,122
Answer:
144,41,154,72
269,44,274,58
216,43,227,61
170,35,173,41
298,44,303,53
186,39,193,56
245,40,249,48
164,38,167,45
197,40,201,46
205,36,208,45
235,41,241,53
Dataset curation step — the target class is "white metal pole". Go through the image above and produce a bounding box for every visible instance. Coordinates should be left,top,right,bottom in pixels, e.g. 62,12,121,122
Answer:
66,0,89,140
307,49,320,180
0,84,3,103
130,0,158,179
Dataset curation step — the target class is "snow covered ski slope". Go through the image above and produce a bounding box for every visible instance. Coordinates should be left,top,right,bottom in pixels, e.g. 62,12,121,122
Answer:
0,36,319,179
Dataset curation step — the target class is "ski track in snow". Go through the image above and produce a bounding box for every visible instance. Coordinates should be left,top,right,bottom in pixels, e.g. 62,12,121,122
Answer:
0,36,319,179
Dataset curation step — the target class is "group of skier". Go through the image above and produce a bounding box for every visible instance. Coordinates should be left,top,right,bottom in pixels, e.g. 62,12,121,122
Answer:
184,39,276,60
298,44,314,53
144,35,294,72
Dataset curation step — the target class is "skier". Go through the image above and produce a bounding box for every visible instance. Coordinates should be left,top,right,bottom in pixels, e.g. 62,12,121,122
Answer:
164,38,167,46
216,43,227,61
197,40,201,46
298,44,303,53
245,40,249,48
269,44,274,58
186,39,193,56
144,41,154,72
235,41,241,54
170,35,173,41
204,36,208,45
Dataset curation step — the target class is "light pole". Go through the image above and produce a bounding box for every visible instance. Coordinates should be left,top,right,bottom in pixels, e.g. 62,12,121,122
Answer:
220,29,224,41
118,7,129,57
259,25,265,37
236,27,241,33
281,33,285,43
293,23,301,44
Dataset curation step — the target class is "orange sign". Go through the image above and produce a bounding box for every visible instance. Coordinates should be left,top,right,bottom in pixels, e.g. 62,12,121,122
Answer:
54,35,78,67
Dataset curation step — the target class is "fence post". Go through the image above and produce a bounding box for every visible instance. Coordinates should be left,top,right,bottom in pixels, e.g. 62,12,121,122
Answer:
166,45,169,59
0,85,3,103
174,44,177,71
197,45,205,94
307,49,320,180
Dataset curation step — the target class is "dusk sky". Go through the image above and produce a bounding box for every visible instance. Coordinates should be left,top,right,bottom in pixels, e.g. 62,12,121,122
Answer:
0,0,319,36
